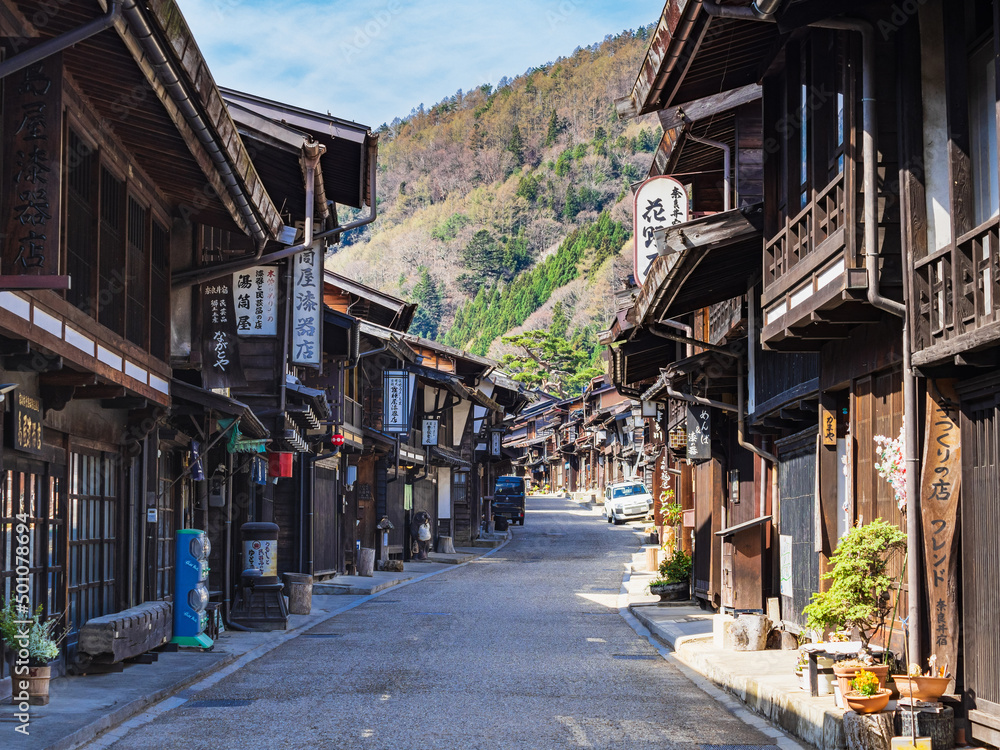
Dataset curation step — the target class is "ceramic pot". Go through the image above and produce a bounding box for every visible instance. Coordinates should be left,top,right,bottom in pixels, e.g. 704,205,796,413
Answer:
892,674,950,701
844,688,892,714
835,663,889,700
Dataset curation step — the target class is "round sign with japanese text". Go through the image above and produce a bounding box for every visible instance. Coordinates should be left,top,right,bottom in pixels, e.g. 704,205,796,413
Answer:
633,175,689,286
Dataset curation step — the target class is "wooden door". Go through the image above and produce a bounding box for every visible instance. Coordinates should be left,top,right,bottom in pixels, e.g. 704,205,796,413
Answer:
959,375,1000,747
693,459,722,606
313,465,339,575
776,430,818,630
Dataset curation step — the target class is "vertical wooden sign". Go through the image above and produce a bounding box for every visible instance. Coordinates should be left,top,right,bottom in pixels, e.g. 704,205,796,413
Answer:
820,405,837,447
920,379,961,679
201,281,247,389
686,405,711,462
2,54,62,275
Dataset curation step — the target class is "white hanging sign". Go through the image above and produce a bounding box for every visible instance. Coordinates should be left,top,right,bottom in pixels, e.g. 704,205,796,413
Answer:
490,430,502,457
421,419,439,446
233,266,278,336
383,370,410,433
291,244,323,366
633,175,689,286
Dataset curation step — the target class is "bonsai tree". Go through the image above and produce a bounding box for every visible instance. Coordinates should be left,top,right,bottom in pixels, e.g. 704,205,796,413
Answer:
652,549,692,586
803,519,906,652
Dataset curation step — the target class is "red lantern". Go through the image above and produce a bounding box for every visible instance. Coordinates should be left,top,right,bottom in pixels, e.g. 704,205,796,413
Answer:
267,452,294,478
331,433,345,448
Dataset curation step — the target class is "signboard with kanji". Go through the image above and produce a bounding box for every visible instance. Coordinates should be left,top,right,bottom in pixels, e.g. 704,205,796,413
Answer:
201,281,246,389
490,430,502,457
686,405,711,462
12,392,43,455
383,370,410,433
291,244,322,366
820,405,837,447
233,266,278,336
633,175,689,286
2,56,62,275
421,419,439,446
920,379,961,682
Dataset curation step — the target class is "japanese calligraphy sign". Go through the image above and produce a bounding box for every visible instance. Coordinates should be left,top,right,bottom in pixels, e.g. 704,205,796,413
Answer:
820,405,837,447
12,392,43,455
200,281,247,389
490,430,502,457
421,419,439,446
686,405,711,462
233,266,278,336
633,175,688,286
291,244,323,366
920,379,961,678
2,55,62,275
383,370,411,433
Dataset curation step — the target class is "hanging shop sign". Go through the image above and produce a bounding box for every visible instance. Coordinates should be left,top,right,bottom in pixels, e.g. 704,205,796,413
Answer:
633,175,688,286
920,379,961,679
490,430,502,457
233,265,278,336
421,419,439,446
820,405,837,447
2,56,62,275
201,281,247,389
11,391,43,455
383,370,415,433
291,244,323,366
686,405,711,462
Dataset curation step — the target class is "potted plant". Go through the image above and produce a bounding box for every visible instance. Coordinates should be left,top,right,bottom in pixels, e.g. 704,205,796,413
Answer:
844,668,892,714
803,519,906,690
1,600,61,706
893,658,951,702
649,549,691,602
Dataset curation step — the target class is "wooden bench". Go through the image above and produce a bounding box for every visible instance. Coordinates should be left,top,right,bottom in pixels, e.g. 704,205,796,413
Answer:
76,601,172,672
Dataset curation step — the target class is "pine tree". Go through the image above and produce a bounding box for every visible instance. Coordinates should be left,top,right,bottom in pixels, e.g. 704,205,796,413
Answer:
551,301,569,338
507,124,525,166
544,110,560,147
410,267,443,339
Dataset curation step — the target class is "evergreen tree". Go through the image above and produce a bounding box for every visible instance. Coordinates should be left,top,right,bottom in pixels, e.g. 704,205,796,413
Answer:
544,110,560,147
410,267,443,339
551,301,569,338
507,124,525,166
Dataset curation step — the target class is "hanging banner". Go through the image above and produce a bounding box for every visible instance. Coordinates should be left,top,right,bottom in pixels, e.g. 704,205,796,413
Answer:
920,379,961,683
233,266,278,336
383,370,410,433
686,405,711,462
291,244,323,366
490,430,502,457
2,55,62,275
633,175,688,286
201,281,246,389
421,419,439,446
820,405,837,447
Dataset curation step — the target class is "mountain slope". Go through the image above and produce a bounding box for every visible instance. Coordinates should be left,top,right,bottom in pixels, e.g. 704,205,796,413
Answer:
327,28,659,353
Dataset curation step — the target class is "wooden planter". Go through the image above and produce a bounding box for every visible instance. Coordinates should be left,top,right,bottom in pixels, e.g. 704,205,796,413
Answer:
11,665,52,706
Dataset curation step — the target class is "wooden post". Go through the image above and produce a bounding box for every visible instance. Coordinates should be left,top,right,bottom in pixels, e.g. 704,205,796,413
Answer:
357,547,375,577
844,711,894,750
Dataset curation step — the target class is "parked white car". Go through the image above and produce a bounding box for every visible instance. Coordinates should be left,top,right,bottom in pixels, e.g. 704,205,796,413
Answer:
603,482,653,524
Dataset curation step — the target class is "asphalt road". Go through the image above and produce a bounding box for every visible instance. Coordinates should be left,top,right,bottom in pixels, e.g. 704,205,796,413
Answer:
92,494,778,749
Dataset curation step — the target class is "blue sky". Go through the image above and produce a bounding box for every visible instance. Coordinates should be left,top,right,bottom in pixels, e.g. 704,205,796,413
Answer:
176,0,655,128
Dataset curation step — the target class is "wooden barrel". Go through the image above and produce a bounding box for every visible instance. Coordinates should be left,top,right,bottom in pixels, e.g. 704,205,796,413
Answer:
12,666,51,706
357,547,375,577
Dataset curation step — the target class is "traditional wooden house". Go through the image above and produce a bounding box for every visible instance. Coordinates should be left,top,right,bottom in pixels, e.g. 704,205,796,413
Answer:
0,0,285,674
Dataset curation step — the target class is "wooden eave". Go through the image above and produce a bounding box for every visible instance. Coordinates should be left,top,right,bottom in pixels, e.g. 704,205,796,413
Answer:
323,271,416,331
629,204,764,327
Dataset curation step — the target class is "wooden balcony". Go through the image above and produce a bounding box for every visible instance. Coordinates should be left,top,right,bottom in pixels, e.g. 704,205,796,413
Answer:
911,216,1000,368
761,172,882,351
708,296,745,346
0,290,171,407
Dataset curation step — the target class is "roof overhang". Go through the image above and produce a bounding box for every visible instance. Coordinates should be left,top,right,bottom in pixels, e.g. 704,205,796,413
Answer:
171,379,268,439
630,203,764,325
715,515,771,537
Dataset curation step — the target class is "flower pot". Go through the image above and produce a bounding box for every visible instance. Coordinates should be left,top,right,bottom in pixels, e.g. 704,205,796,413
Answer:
11,665,51,706
892,674,950,701
844,688,891,714
835,663,889,701
648,581,688,602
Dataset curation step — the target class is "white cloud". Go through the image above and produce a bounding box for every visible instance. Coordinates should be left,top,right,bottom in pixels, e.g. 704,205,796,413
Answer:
175,0,653,126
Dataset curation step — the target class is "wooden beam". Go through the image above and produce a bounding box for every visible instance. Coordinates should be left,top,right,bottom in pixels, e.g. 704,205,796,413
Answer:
40,372,98,387
658,83,762,131
0,275,71,290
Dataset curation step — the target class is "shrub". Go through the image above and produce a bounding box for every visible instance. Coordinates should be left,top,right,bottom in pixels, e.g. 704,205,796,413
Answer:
655,549,692,585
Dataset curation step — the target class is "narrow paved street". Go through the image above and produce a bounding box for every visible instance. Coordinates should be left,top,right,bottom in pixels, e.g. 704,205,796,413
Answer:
91,496,777,749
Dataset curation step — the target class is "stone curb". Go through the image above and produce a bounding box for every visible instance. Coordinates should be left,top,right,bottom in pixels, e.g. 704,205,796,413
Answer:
629,605,846,750
54,536,511,750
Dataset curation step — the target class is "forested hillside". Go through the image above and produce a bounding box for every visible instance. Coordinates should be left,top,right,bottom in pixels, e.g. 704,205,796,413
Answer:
327,27,659,360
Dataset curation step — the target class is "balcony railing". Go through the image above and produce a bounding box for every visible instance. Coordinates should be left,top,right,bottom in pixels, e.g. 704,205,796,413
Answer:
912,215,1000,358
764,171,850,292
709,296,744,345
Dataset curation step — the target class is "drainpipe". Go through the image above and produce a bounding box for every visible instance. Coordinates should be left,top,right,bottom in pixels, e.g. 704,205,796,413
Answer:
0,2,120,80
172,144,379,290
658,318,695,357
702,0,919,661
120,0,270,250
662,383,738,414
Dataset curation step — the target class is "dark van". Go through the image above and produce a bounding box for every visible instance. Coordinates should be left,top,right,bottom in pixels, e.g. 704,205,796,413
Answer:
493,475,526,526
